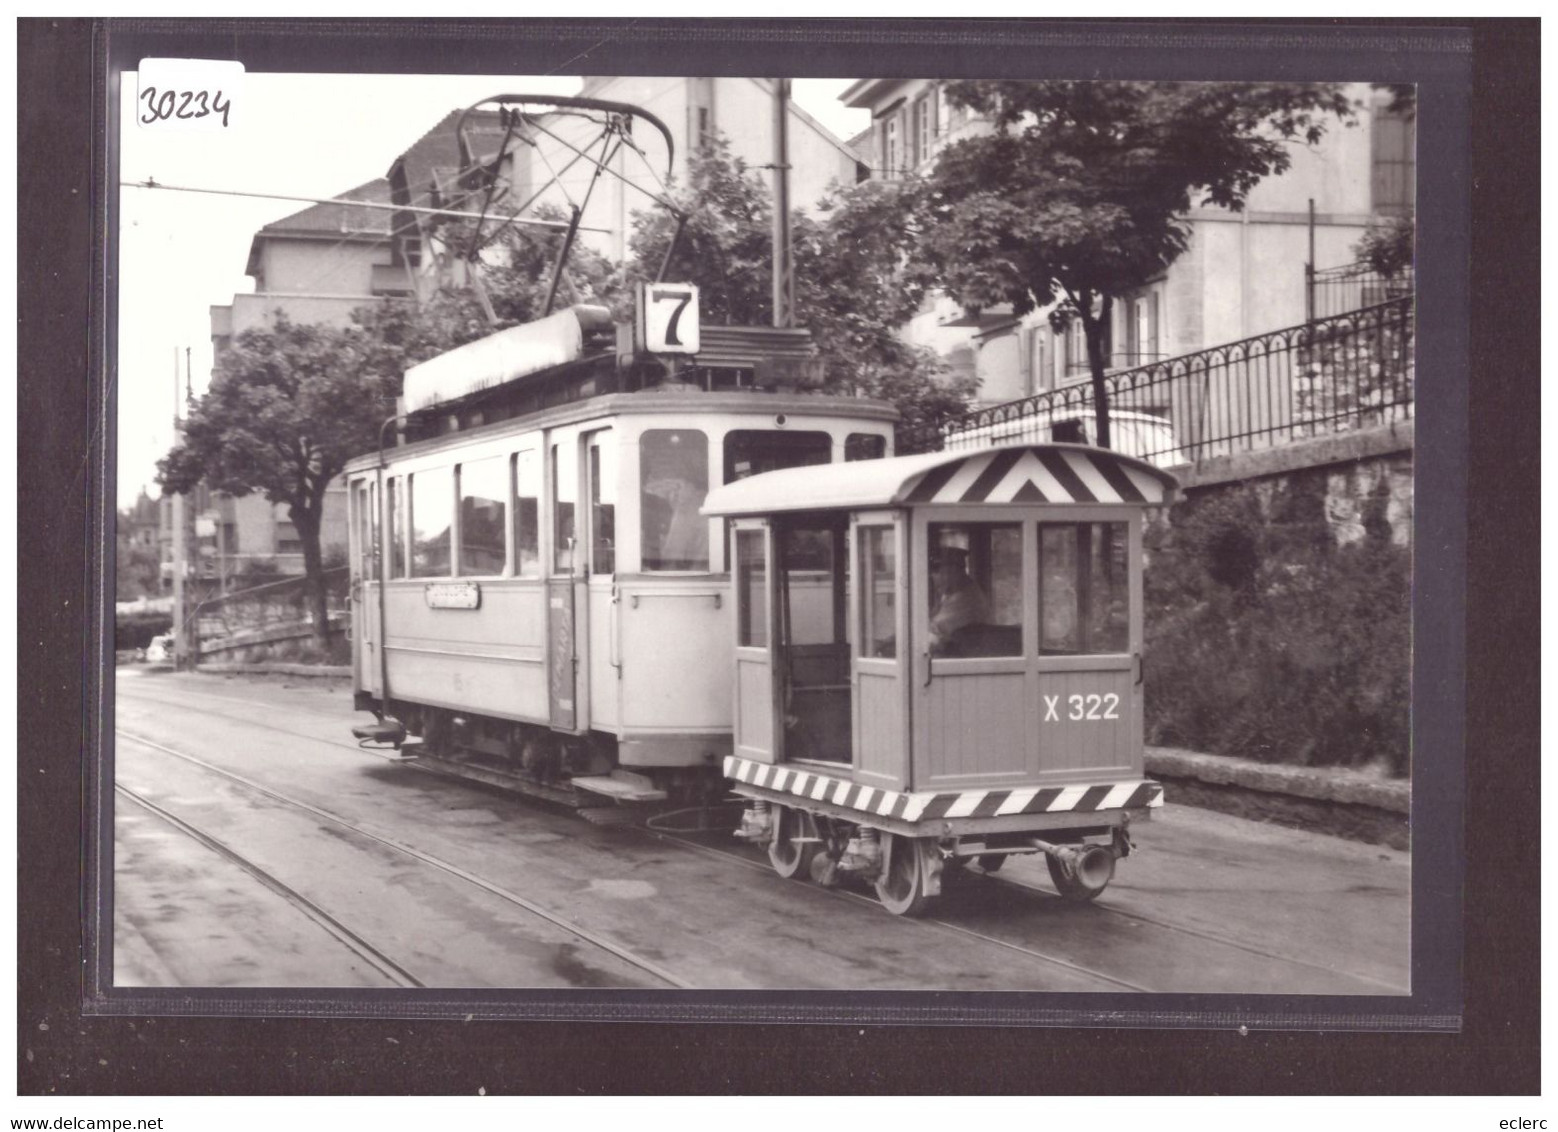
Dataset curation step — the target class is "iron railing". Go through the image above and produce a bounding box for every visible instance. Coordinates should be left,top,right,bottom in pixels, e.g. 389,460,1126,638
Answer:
1308,260,1415,321
926,296,1414,467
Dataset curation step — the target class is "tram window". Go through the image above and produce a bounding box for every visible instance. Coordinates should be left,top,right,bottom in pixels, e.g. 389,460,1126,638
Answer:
387,477,407,579
845,433,887,462
512,449,540,578
1039,522,1129,655
355,482,377,581
860,526,896,659
927,522,1023,657
410,468,454,578
723,430,830,482
640,429,709,572
457,456,507,576
736,529,768,649
552,439,576,573
588,434,616,575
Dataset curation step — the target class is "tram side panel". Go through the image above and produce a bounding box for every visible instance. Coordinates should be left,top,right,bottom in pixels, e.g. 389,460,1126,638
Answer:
613,577,735,766
381,579,550,724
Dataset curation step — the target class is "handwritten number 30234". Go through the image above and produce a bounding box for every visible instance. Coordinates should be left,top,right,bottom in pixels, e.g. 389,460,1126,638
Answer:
140,87,231,127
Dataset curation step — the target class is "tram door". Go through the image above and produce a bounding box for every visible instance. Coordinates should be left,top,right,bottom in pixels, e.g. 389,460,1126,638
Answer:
547,437,579,731
731,521,778,763
349,479,377,694
849,512,910,791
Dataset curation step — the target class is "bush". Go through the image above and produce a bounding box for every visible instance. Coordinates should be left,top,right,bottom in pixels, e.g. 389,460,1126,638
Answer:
1143,480,1411,776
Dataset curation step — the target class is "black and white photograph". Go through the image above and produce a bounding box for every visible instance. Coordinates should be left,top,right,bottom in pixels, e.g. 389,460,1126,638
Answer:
107,57,1431,1005
22,9,1549,1106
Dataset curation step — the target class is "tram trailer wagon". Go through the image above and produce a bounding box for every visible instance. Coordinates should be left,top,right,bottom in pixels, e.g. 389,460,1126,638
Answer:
702,443,1179,915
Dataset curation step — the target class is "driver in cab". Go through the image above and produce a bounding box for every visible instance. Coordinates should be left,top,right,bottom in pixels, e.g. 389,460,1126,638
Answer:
928,546,991,655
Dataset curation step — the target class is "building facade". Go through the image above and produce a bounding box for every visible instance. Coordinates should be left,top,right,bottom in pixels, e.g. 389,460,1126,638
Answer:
841,80,1415,410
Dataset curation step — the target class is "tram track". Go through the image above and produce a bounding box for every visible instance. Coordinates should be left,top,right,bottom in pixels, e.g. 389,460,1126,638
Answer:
635,818,1154,993
640,818,1405,995
116,682,1404,993
116,782,426,988
975,863,1409,993
116,728,693,990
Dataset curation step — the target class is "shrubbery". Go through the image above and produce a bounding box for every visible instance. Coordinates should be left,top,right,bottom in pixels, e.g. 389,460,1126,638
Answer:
1143,480,1411,777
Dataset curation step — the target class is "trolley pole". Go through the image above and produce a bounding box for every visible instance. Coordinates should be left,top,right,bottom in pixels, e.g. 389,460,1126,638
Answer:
770,78,794,330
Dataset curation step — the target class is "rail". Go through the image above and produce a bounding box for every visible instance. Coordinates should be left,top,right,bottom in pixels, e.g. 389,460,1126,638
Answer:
916,297,1414,466
1308,260,1414,321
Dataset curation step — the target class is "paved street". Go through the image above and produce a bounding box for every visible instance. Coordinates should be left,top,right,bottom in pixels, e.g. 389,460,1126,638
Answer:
113,668,1411,994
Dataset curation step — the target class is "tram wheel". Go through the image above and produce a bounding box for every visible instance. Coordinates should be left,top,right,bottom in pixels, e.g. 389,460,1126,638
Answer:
767,805,820,880
874,833,937,917
977,853,1006,873
1046,848,1114,902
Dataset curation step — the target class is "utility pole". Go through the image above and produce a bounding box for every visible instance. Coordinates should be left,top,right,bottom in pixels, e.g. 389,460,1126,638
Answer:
171,346,188,669
771,78,794,329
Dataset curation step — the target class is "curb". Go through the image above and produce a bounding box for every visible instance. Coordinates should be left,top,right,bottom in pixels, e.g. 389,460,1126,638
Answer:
1146,746,1409,849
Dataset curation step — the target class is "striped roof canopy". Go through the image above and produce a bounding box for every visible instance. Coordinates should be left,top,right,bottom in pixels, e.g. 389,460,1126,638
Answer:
702,444,1178,517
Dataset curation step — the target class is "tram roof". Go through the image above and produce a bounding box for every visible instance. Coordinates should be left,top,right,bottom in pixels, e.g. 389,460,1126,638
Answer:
702,443,1179,517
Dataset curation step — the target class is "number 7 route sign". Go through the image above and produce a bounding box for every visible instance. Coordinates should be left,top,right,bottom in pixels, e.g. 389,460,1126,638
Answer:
636,282,700,355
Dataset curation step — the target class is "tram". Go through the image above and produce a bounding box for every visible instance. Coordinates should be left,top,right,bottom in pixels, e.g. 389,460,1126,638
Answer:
345,295,896,808
704,443,1178,915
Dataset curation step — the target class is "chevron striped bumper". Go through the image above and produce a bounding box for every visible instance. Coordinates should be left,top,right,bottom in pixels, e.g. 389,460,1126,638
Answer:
723,756,1163,832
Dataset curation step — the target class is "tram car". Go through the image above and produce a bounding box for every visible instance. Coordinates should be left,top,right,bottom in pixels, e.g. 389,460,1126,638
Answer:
703,443,1179,915
345,297,896,808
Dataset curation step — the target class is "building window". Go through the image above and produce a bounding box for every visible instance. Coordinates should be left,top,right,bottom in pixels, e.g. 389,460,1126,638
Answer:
883,115,900,180
911,97,928,167
1372,102,1416,216
1029,327,1050,393
641,429,709,572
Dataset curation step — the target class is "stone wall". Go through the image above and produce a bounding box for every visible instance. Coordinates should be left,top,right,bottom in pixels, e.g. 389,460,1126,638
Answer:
1142,420,1414,779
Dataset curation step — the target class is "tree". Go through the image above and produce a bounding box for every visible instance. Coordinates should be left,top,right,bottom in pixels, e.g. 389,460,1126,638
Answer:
115,512,161,601
923,81,1355,449
350,203,623,385
1354,210,1414,282
626,138,977,438
157,315,394,645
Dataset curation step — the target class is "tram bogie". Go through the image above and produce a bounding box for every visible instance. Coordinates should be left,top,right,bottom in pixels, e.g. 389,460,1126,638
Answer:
703,442,1179,915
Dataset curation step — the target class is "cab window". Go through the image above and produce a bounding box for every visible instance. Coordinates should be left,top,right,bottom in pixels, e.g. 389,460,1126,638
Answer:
724,429,830,482
859,525,896,659
640,429,709,572
927,522,1023,657
1039,522,1129,654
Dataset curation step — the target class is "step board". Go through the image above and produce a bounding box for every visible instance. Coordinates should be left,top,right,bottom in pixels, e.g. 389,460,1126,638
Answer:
571,771,668,804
